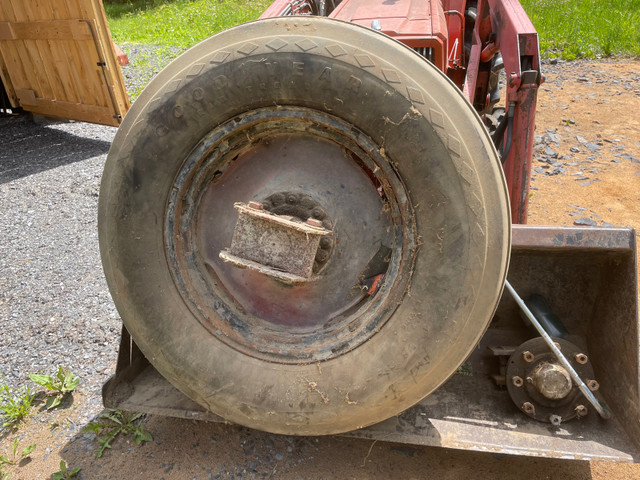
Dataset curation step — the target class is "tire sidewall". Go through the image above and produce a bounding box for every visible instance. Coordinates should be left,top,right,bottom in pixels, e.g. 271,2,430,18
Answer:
99,17,510,434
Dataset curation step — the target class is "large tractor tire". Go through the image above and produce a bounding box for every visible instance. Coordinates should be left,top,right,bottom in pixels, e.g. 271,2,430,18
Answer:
99,17,510,435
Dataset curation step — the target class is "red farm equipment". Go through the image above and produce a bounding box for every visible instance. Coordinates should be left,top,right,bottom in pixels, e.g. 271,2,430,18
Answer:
100,0,640,462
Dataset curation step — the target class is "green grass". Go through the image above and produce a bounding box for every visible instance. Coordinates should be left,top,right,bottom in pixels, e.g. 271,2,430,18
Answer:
104,0,640,59
104,0,271,48
0,377,34,429
521,0,640,59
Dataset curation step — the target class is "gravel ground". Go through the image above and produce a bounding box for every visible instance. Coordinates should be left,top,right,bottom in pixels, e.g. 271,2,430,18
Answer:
0,41,181,399
0,117,119,427
119,44,185,100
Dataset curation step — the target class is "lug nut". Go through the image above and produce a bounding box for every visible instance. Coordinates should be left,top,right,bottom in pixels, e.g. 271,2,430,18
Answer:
248,201,263,210
575,353,588,365
315,250,329,262
522,351,534,363
549,414,562,426
306,218,323,228
312,207,325,220
587,379,600,391
522,402,535,415
511,376,523,387
575,405,588,417
286,194,298,204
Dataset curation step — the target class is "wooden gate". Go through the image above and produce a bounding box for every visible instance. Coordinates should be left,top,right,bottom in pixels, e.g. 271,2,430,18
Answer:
0,0,129,126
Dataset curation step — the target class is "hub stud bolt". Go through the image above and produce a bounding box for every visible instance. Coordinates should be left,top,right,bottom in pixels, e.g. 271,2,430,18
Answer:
549,414,562,426
522,351,534,363
312,208,325,220
575,405,588,417
522,402,535,415
575,353,588,364
587,379,600,391
511,376,524,387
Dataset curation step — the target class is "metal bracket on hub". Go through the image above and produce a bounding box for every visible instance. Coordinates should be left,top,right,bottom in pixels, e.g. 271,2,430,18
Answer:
219,201,332,284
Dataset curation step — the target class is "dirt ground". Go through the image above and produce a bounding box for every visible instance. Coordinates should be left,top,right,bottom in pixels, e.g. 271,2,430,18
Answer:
1,59,639,480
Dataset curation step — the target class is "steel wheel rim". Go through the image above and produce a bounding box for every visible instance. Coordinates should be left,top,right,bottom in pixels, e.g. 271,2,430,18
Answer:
165,106,417,363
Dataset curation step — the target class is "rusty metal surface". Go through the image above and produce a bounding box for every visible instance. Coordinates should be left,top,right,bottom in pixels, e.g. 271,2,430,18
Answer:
104,225,640,461
505,337,597,424
220,202,330,282
163,108,414,364
512,225,635,251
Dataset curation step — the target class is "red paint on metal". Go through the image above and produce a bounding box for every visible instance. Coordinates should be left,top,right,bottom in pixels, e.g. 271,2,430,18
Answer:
113,42,128,66
329,0,448,71
442,0,465,78
260,0,541,224
367,274,385,296
487,0,541,223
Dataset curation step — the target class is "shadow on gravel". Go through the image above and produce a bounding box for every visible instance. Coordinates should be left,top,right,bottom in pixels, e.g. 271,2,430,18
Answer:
0,115,113,184
57,413,595,480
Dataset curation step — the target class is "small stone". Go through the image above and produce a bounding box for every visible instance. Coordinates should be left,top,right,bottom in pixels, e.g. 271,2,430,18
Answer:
570,146,580,153
534,166,545,174
584,142,601,152
577,77,589,83
574,217,597,226
543,133,562,144
576,135,588,144
544,146,557,157
611,158,621,163
602,222,615,228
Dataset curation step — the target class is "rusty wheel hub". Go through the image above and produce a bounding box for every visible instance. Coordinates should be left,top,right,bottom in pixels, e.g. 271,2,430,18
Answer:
165,107,415,364
261,191,335,274
506,337,596,424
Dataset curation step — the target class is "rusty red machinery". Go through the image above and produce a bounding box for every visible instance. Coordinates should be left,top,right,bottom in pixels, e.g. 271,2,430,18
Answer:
99,0,640,462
